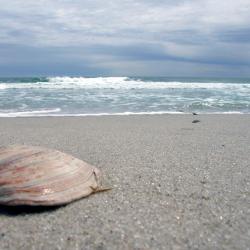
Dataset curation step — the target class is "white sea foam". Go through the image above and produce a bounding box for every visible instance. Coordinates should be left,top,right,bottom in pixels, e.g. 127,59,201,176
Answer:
0,108,61,117
0,110,246,117
0,111,187,117
0,77,249,90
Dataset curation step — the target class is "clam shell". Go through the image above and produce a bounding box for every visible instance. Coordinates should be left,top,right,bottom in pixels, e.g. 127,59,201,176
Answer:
0,145,106,206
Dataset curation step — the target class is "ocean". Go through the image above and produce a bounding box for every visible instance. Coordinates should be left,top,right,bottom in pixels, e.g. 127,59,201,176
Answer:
0,76,249,117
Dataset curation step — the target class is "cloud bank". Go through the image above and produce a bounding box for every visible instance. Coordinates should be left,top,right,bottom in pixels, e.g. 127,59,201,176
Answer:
0,0,250,76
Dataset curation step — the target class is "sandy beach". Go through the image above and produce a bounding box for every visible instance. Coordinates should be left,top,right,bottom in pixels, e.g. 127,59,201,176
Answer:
0,114,249,250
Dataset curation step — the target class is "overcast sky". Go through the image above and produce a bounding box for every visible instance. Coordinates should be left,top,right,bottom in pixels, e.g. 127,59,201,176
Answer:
0,0,250,77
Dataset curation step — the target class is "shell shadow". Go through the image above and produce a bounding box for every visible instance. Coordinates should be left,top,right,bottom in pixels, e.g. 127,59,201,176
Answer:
0,204,63,216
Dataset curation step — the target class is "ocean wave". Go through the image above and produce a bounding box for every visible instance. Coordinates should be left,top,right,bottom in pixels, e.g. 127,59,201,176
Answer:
0,76,249,90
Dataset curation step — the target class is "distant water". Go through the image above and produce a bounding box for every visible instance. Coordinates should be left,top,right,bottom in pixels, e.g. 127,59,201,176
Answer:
0,76,250,117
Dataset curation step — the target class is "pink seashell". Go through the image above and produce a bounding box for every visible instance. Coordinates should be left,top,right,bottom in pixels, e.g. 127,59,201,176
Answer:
0,145,108,206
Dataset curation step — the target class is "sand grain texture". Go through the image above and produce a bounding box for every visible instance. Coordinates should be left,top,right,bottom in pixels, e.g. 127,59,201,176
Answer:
0,115,249,250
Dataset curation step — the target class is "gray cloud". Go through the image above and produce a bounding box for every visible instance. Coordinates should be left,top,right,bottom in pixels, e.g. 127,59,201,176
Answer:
0,0,250,76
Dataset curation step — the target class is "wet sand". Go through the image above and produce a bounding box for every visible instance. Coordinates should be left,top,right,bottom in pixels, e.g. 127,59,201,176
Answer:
0,115,249,250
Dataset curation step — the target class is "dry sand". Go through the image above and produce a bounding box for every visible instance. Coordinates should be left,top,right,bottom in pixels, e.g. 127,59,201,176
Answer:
0,115,249,250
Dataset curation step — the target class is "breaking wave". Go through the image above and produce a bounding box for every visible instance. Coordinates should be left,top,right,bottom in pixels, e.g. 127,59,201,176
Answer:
0,76,249,116
0,76,249,90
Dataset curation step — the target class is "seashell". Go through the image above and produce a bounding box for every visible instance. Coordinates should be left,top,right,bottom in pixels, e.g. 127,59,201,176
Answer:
0,145,109,206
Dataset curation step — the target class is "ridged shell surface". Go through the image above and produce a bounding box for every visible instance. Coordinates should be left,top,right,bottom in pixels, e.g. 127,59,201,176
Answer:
0,145,103,206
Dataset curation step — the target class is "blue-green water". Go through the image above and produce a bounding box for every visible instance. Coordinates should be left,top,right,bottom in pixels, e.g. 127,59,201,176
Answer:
0,76,249,116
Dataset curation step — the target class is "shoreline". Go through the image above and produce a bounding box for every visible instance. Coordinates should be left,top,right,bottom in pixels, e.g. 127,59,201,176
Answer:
0,111,247,118
0,114,249,249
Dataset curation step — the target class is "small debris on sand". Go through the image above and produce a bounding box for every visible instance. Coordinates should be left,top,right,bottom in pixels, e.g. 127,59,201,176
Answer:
192,119,200,123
